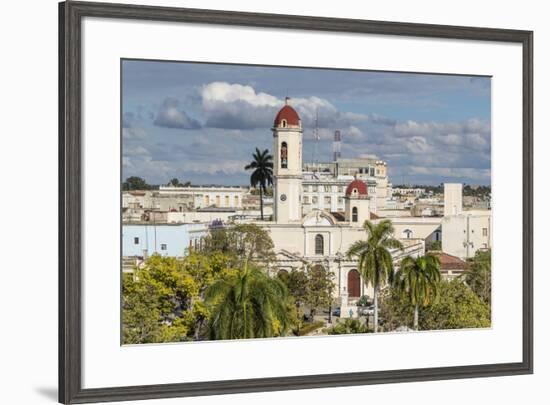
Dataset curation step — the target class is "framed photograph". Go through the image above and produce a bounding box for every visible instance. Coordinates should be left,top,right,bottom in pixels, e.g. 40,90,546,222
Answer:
59,1,533,403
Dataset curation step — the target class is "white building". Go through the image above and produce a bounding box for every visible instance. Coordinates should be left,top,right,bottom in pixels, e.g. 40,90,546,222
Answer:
441,183,491,259
302,158,391,212
158,185,249,209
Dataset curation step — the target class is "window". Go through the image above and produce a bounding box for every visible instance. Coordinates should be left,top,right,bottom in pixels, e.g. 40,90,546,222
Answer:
402,229,413,239
225,195,229,206
370,167,375,176
482,228,488,236
215,195,220,206
281,119,287,128
337,186,343,193
338,197,344,205
312,185,318,192
324,196,331,205
312,196,318,204
161,244,167,250
352,207,358,222
315,234,324,255
324,185,331,192
133,237,139,245
303,196,309,204
234,196,239,206
435,230,441,241
205,195,210,206
281,142,288,168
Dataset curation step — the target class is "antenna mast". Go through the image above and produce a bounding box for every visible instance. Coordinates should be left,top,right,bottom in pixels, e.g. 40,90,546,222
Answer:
332,130,341,162
313,109,320,169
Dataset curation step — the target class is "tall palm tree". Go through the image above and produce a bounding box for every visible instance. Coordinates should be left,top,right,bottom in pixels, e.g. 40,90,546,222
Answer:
346,219,403,333
393,254,441,330
244,148,273,220
205,262,292,340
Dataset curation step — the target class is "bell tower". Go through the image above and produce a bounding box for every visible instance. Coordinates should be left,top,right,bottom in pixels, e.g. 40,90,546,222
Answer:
272,98,303,223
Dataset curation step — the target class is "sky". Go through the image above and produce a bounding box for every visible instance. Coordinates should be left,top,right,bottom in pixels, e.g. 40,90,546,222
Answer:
122,59,491,186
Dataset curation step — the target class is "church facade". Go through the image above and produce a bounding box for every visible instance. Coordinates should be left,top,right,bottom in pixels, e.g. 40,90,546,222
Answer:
257,100,425,316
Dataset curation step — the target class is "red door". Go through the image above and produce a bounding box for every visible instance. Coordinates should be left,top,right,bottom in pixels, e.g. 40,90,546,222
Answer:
348,269,361,297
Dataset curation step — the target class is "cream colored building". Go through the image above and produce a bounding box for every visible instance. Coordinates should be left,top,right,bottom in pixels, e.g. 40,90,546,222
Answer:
302,158,391,212
441,183,491,259
158,185,249,209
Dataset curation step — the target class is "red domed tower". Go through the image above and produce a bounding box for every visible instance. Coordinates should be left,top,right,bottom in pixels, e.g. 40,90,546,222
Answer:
272,97,303,223
345,177,371,226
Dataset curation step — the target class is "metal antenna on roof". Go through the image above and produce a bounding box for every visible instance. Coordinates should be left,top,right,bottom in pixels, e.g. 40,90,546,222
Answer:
313,108,320,168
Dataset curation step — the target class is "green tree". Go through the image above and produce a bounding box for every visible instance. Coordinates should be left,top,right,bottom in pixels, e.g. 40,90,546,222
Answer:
393,254,441,330
327,318,370,335
202,223,276,266
463,249,491,305
123,176,151,190
420,279,491,330
278,269,309,328
122,252,232,344
122,255,200,344
426,240,442,251
380,279,491,331
244,148,273,220
167,178,181,187
346,219,403,333
305,264,335,318
205,263,293,340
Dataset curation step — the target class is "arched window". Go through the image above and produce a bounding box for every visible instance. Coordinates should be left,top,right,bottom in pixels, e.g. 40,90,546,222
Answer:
402,229,413,239
315,234,324,255
352,207,358,222
348,269,361,298
435,230,441,241
281,142,288,169
281,119,287,128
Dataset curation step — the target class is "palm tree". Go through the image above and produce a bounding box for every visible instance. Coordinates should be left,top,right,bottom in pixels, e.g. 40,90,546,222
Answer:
205,262,292,340
393,254,441,330
346,219,403,333
244,148,273,220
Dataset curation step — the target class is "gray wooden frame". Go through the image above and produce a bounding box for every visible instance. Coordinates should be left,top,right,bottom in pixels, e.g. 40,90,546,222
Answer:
59,1,533,403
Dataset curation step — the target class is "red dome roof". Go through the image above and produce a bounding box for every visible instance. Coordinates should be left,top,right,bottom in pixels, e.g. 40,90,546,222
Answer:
345,179,368,197
274,105,300,127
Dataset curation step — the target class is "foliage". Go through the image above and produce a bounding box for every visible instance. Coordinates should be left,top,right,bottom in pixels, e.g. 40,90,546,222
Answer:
244,148,274,220
346,219,403,332
122,253,232,344
463,249,491,305
305,264,335,316
356,295,371,307
250,186,273,196
166,178,191,187
205,263,294,340
426,240,442,251
202,223,276,266
294,320,325,336
393,254,441,329
278,269,308,306
380,279,491,331
327,319,370,335
123,176,152,191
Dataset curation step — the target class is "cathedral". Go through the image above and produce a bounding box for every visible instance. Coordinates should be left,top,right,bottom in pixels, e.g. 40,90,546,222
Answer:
258,100,425,316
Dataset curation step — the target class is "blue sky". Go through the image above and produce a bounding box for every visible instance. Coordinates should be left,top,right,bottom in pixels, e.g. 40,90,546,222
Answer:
122,59,491,186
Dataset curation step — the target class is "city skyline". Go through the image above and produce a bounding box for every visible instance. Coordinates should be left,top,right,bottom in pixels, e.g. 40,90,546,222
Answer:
122,59,491,186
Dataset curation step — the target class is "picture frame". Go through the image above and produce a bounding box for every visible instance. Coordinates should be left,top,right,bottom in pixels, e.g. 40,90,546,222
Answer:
59,1,533,404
